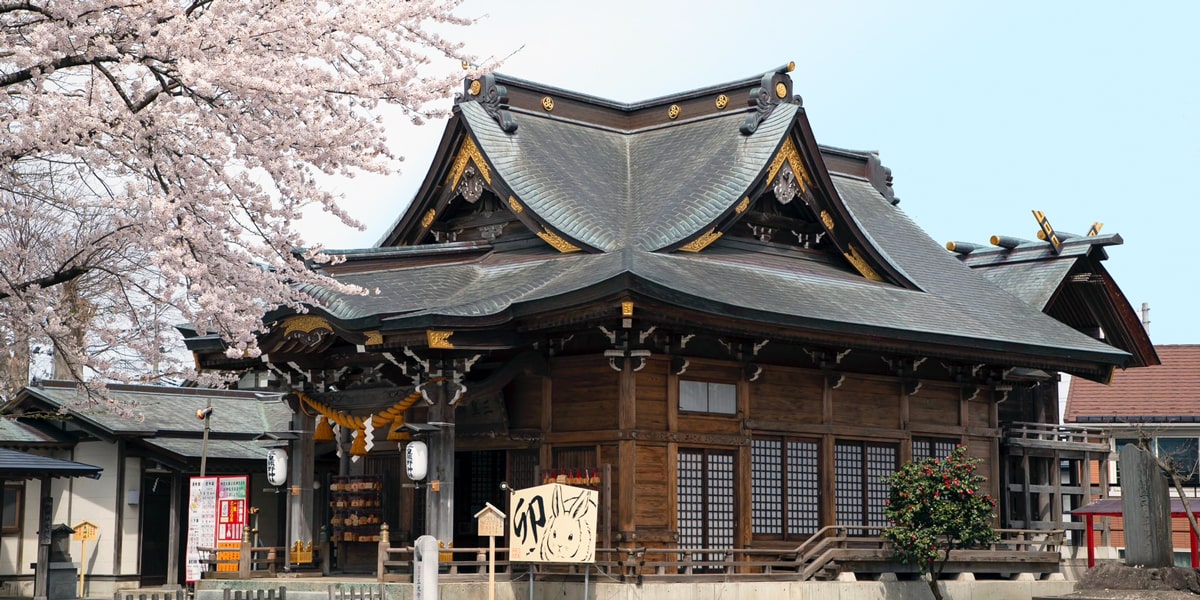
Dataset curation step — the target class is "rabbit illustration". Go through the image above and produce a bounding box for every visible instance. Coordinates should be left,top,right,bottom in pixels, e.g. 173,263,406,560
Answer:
538,486,596,562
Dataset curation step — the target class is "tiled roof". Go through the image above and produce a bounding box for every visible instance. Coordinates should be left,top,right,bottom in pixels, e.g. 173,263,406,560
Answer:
0,417,72,446
1065,345,1200,422
0,447,101,480
462,101,792,252
13,381,291,437
954,235,1122,308
190,69,1146,382
295,176,1129,373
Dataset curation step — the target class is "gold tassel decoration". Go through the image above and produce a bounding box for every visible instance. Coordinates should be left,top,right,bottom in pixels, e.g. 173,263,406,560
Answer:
314,416,335,442
350,428,368,456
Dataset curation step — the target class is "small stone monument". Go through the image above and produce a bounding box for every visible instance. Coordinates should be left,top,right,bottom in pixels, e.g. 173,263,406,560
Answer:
46,523,78,600
1119,444,1173,567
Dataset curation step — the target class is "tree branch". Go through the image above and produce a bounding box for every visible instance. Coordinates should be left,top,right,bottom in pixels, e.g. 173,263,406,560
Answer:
0,54,114,88
0,264,89,300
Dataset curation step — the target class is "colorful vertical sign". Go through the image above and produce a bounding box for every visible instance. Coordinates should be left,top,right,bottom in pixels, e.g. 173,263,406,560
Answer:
185,475,249,582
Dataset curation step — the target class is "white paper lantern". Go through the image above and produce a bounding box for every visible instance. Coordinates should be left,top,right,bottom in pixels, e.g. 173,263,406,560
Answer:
406,441,428,481
267,448,288,486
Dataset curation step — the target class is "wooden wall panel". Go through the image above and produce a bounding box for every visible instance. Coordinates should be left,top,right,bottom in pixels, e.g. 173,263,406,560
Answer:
636,363,669,431
550,358,619,432
909,386,959,428
832,377,901,429
505,373,543,430
968,399,991,429
635,444,669,529
749,367,823,425
966,436,997,487
676,414,742,435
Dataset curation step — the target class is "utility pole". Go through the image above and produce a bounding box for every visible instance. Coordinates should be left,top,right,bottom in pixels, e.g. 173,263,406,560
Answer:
197,402,213,476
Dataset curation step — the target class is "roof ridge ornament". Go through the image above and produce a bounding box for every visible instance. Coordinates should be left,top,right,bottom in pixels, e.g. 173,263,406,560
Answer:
460,74,517,133
740,62,799,136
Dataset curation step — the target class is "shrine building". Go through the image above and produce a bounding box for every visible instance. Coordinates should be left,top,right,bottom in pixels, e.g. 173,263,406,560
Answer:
181,63,1156,574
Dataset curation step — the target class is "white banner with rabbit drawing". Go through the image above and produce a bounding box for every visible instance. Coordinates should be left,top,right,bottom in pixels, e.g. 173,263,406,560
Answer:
508,483,598,563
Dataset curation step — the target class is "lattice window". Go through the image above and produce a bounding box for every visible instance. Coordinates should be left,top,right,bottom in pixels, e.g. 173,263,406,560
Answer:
752,437,819,539
834,442,865,530
751,439,783,535
786,440,820,535
912,437,958,462
678,450,705,550
834,440,898,534
866,445,896,529
677,448,736,565
508,450,539,490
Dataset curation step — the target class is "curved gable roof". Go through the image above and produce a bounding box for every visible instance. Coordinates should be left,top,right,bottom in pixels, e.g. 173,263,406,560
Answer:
462,101,793,252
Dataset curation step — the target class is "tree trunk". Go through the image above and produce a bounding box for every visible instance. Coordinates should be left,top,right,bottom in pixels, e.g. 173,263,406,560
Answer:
926,575,944,600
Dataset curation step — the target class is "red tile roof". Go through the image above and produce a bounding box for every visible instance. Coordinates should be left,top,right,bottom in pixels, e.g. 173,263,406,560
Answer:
1065,345,1200,422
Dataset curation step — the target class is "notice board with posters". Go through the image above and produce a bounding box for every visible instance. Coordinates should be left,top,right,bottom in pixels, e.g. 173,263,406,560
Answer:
185,475,249,582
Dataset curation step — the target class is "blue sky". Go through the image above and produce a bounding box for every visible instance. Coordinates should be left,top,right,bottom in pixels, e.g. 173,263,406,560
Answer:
304,0,1198,344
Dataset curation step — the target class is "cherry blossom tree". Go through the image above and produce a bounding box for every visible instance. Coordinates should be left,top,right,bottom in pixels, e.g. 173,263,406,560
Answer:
1,0,482,409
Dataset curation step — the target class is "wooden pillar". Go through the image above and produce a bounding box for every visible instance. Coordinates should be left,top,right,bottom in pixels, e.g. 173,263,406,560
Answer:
33,477,51,600
821,375,836,528
667,368,679,541
426,384,456,552
617,361,636,537
167,474,182,584
288,409,316,563
540,374,553,469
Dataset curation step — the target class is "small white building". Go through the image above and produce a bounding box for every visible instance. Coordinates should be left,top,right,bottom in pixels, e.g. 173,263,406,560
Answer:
0,381,292,597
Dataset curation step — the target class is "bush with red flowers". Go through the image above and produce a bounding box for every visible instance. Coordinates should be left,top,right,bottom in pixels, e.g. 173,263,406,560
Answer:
883,445,998,599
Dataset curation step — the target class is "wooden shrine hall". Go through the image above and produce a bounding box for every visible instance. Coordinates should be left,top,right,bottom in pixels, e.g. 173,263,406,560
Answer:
181,63,1156,575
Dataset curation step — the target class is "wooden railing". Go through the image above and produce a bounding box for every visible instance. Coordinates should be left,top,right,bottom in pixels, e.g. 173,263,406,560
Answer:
196,544,287,579
373,528,1062,583
1005,421,1110,448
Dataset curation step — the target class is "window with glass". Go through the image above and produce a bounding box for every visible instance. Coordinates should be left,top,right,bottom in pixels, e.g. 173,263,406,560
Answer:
679,380,737,415
2,485,22,533
1156,437,1199,486
751,437,820,539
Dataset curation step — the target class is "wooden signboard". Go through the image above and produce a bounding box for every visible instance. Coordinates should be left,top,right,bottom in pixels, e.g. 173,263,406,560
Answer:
72,520,99,542
473,503,506,600
476,503,505,538
73,520,99,597
509,483,598,564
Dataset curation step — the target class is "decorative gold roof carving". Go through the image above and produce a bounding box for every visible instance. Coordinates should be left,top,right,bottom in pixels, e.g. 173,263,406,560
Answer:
621,301,634,317
282,315,333,337
775,82,788,99
735,197,750,214
420,209,436,229
508,196,524,214
446,136,491,190
363,330,383,346
427,330,455,349
537,229,581,253
715,94,729,110
468,79,482,96
766,137,811,191
680,229,723,252
281,315,334,346
668,104,681,120
541,96,555,111
820,210,835,231
844,245,883,281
